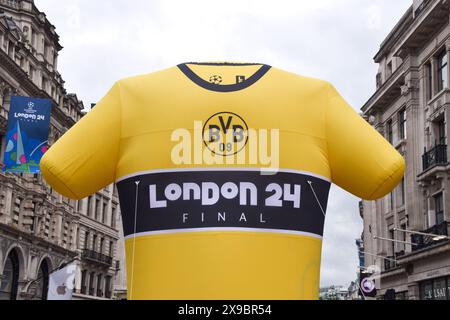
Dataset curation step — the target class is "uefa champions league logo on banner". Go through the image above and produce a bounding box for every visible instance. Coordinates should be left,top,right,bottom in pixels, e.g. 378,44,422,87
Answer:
25,101,37,114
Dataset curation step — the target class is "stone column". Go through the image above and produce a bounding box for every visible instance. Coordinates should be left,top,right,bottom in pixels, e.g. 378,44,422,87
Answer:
20,196,35,232
74,260,82,294
70,222,77,251
54,211,63,245
408,283,420,300
403,64,424,231
0,183,13,225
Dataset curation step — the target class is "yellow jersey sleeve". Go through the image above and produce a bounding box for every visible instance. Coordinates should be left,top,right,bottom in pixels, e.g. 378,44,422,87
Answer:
40,82,121,200
325,83,405,200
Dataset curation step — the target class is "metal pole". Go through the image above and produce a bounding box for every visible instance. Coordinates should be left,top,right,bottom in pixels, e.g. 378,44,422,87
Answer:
393,227,450,240
373,235,418,246
28,257,78,287
359,250,397,262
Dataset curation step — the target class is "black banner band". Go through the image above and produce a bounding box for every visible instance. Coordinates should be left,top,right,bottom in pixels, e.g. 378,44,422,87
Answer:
116,169,331,239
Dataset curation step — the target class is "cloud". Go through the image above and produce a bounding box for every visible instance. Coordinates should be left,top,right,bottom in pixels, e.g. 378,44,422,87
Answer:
365,5,384,30
35,0,412,289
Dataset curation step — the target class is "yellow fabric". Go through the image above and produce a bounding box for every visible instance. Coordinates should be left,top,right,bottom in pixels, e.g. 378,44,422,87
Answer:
40,63,405,300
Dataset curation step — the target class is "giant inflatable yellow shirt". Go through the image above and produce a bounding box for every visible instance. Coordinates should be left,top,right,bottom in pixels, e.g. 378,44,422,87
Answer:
40,62,405,300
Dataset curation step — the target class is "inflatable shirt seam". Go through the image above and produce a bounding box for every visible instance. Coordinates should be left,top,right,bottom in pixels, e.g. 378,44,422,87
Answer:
44,161,80,199
367,161,404,200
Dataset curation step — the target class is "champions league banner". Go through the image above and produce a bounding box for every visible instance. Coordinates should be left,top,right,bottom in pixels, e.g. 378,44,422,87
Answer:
3,96,52,173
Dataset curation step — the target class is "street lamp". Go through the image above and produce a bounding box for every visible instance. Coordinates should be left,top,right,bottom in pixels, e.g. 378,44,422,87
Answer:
393,227,450,241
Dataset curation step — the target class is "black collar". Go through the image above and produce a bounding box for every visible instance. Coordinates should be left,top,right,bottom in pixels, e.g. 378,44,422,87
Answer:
177,62,272,92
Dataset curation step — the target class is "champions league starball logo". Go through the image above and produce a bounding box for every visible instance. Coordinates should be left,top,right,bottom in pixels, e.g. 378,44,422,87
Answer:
25,101,37,114
170,112,280,172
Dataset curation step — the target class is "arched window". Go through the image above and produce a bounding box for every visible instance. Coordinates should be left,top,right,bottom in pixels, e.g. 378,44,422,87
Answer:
0,249,20,300
36,259,49,300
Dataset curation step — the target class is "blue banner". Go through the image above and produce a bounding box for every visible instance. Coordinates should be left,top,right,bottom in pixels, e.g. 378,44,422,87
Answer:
3,96,52,173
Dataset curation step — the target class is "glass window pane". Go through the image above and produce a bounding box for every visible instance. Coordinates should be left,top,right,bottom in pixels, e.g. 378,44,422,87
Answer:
421,281,433,300
438,52,448,91
447,277,450,300
434,278,447,300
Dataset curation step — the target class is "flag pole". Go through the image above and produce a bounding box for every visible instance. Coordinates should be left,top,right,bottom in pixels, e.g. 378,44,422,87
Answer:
28,257,78,287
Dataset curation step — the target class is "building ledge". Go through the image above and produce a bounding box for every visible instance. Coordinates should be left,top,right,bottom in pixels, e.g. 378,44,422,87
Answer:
397,240,450,264
381,266,405,277
417,162,450,182
72,293,111,301
362,61,405,113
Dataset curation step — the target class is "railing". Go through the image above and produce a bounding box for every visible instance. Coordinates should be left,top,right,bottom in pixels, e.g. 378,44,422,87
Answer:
82,249,113,267
384,257,397,271
384,256,397,271
422,145,447,172
411,221,449,252
97,289,103,297
396,250,405,258
89,287,94,296
105,290,112,299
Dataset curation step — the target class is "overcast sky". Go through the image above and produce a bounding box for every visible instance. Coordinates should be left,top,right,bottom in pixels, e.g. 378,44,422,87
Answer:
35,0,412,288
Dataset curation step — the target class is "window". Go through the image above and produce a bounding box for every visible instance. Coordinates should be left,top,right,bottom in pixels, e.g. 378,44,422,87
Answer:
99,237,104,254
400,223,407,252
96,198,101,221
434,192,444,225
109,241,114,257
81,270,87,294
41,76,47,91
390,191,394,211
386,119,393,144
89,272,95,296
426,63,432,100
437,120,446,145
111,206,116,229
93,234,97,252
0,250,19,300
389,229,395,256
102,202,108,224
434,278,447,300
96,274,103,297
420,281,433,300
36,260,49,300
105,276,112,299
420,277,450,300
84,231,90,250
437,51,448,92
398,109,407,140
